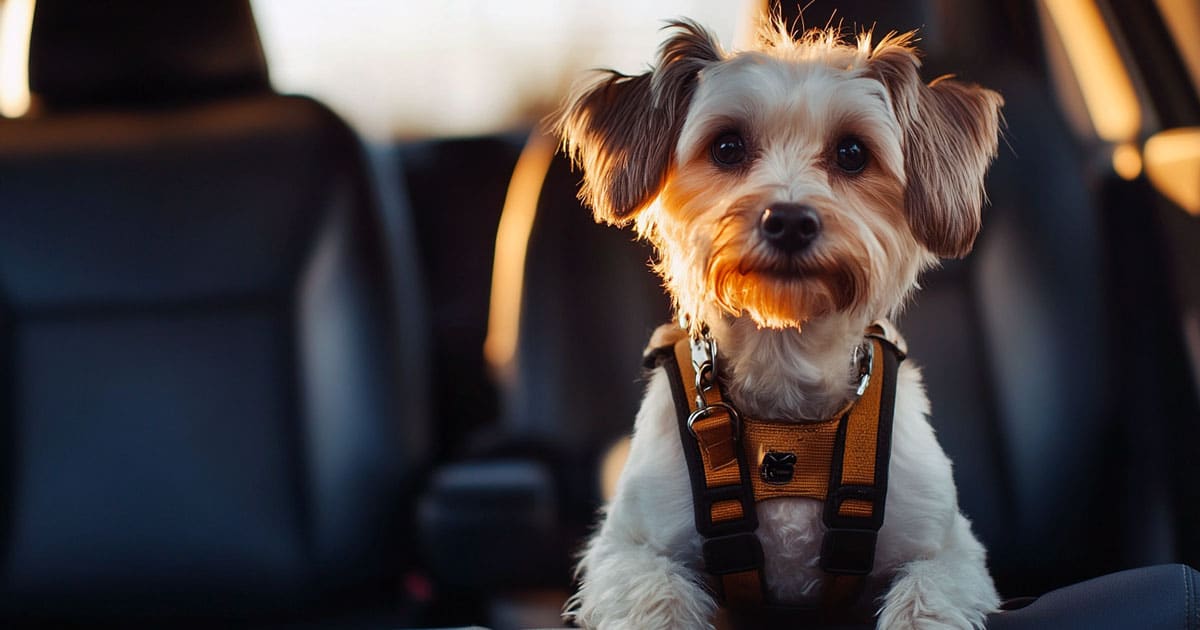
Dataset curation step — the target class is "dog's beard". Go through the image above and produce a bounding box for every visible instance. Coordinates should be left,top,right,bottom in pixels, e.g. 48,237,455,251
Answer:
703,212,869,329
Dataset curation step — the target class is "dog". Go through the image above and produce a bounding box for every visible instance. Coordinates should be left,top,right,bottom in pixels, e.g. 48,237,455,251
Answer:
555,17,1004,630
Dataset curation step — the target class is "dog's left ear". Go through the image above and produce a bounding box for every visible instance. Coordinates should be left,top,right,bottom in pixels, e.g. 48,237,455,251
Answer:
869,36,1003,258
556,20,721,225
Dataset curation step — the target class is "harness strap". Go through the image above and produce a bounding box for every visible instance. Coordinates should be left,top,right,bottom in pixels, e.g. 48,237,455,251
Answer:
822,325,903,574
659,340,766,606
652,322,904,614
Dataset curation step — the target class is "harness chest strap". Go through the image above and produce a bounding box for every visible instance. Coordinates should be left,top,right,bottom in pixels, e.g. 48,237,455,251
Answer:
652,324,904,611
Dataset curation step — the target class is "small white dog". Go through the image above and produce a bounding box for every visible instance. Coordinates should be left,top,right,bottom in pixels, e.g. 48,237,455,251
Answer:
557,18,1003,630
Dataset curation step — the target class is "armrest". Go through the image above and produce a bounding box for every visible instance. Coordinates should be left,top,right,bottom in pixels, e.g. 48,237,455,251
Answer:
417,460,566,589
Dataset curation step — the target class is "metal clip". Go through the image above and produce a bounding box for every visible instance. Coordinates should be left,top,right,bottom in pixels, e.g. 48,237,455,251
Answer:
852,339,874,398
689,327,719,408
678,314,741,438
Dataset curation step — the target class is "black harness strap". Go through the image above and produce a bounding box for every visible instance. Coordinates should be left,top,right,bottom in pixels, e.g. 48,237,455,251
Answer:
650,344,767,606
819,335,903,608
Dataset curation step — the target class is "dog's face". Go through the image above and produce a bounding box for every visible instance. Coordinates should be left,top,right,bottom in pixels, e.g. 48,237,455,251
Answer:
559,20,1002,331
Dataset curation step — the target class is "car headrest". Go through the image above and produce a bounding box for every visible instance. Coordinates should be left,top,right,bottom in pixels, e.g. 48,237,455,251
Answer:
28,0,271,110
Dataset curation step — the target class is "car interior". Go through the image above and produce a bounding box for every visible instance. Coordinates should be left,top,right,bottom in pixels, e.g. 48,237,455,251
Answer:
0,0,1198,628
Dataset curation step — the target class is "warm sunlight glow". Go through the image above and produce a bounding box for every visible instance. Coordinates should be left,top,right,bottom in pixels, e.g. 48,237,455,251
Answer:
734,0,768,49
252,0,754,139
0,0,34,118
484,132,556,381
1042,0,1141,142
1144,127,1200,215
601,436,632,501
1112,143,1143,181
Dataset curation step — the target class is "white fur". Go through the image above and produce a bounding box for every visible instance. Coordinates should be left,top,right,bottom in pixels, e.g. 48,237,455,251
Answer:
561,19,1002,630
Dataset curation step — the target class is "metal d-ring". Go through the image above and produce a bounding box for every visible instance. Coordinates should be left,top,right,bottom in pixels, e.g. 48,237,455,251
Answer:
687,401,741,438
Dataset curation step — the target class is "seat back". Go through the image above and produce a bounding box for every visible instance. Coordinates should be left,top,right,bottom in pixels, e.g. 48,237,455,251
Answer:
507,153,671,517
782,0,1179,596
0,0,427,619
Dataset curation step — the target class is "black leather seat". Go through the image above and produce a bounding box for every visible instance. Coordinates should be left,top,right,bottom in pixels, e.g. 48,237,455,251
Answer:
417,143,671,597
0,1,427,624
506,151,672,515
398,135,525,461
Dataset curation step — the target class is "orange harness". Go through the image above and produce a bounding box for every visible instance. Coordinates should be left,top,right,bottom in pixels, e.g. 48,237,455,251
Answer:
647,322,905,617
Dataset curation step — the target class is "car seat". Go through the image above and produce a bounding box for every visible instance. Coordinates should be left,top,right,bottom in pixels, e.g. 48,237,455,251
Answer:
0,0,429,624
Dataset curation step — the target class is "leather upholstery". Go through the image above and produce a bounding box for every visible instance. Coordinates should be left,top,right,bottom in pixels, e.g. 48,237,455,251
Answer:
508,153,672,515
718,563,1200,630
399,136,523,459
29,0,270,109
988,564,1200,630
0,1,426,621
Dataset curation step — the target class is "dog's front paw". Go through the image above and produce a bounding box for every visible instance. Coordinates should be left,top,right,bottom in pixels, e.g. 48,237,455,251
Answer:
566,551,716,630
876,556,997,630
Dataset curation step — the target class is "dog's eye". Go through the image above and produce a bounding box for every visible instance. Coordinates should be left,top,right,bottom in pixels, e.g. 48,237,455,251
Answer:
711,133,747,166
835,137,868,173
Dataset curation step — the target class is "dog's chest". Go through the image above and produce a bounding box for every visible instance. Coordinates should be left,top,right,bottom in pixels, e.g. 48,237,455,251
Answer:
754,498,830,604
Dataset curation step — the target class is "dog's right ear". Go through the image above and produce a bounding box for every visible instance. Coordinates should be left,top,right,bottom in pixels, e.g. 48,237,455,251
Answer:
556,20,721,225
868,34,1003,259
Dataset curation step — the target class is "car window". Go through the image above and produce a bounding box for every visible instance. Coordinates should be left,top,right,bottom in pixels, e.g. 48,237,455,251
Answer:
250,0,758,140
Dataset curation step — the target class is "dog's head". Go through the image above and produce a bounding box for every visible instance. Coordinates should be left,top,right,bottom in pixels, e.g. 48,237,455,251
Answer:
557,19,1002,330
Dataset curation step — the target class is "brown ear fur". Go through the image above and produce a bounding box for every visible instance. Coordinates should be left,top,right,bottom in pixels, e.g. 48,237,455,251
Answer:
556,20,721,225
870,34,1003,258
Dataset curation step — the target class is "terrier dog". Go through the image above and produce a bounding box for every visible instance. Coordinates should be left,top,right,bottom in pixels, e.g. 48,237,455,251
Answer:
556,18,1003,630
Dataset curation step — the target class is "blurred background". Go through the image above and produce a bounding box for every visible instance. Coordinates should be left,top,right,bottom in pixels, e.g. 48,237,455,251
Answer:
0,0,1197,628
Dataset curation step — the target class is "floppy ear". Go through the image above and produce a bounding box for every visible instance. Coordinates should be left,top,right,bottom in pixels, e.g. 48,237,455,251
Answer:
556,20,721,225
869,35,1003,258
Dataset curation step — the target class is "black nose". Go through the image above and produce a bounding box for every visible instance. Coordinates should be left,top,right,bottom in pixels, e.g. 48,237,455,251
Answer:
760,204,821,253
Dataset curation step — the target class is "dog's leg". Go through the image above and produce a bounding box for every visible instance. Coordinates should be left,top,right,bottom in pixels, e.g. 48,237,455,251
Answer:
566,532,717,630
564,369,718,629
876,512,999,630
